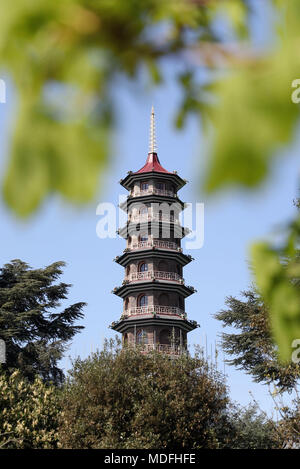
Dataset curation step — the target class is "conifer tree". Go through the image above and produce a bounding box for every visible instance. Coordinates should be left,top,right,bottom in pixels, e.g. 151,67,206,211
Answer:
215,290,300,392
0,259,85,385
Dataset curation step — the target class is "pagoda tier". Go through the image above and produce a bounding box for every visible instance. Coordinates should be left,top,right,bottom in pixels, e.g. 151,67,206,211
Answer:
115,248,193,268
119,191,185,213
110,107,199,356
120,154,187,192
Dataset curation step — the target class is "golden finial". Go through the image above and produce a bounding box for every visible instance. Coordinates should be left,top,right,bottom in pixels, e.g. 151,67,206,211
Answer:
149,105,157,153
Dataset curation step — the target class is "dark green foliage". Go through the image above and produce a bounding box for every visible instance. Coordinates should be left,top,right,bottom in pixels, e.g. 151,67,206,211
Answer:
226,403,279,449
0,337,280,449
57,338,278,449
0,259,85,385
215,290,300,392
58,339,230,449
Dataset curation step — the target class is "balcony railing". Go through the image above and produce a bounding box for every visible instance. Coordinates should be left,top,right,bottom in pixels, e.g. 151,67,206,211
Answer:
131,213,179,224
130,270,183,283
124,305,186,318
130,240,180,251
140,344,182,355
133,188,175,197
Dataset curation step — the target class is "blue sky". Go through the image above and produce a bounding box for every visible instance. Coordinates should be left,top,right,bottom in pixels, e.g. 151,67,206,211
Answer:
0,1,299,415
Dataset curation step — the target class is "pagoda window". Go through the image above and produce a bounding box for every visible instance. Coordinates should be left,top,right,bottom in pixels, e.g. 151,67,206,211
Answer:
156,182,165,190
138,295,148,307
139,263,148,272
141,182,149,191
137,330,148,344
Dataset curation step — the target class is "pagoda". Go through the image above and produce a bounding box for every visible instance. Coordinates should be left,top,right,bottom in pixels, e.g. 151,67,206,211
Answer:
110,107,198,355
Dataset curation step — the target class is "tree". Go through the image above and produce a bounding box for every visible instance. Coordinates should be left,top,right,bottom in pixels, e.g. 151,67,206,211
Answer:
0,369,59,449
0,259,85,385
58,339,230,449
0,339,279,449
275,397,300,448
215,290,300,392
226,403,279,450
57,338,278,449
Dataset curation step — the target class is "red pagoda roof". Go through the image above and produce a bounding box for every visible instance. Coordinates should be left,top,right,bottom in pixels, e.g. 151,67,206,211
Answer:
135,152,171,174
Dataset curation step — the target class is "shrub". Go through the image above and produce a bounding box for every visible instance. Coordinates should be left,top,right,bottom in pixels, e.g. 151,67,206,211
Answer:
0,369,60,449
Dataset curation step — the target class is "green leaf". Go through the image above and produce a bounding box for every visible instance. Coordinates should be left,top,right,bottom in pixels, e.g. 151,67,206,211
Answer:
204,0,300,192
251,243,300,362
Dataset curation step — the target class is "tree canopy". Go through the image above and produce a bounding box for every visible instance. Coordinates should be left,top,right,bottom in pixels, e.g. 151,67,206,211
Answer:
0,259,85,384
215,290,300,392
57,339,278,449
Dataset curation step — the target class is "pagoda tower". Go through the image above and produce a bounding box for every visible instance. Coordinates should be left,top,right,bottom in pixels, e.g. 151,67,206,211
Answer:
111,107,198,355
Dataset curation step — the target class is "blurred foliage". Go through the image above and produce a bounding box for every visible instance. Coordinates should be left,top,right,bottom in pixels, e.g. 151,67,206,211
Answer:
0,0,252,216
204,0,300,192
0,369,59,448
1,1,300,360
252,208,300,362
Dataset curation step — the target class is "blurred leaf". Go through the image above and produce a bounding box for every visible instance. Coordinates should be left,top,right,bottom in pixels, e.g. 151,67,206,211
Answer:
0,0,251,216
251,242,300,362
215,0,250,39
3,95,110,216
204,0,300,192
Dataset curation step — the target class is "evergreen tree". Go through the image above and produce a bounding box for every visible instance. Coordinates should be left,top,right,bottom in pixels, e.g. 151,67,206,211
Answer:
0,259,85,385
215,290,300,392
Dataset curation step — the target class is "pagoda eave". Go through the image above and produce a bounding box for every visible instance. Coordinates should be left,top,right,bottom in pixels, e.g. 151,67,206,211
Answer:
110,316,199,334
112,281,196,299
119,194,185,212
120,171,186,192
118,221,190,239
115,249,193,267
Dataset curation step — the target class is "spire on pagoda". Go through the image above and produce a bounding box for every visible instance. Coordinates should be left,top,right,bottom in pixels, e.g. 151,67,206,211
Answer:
149,105,157,153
